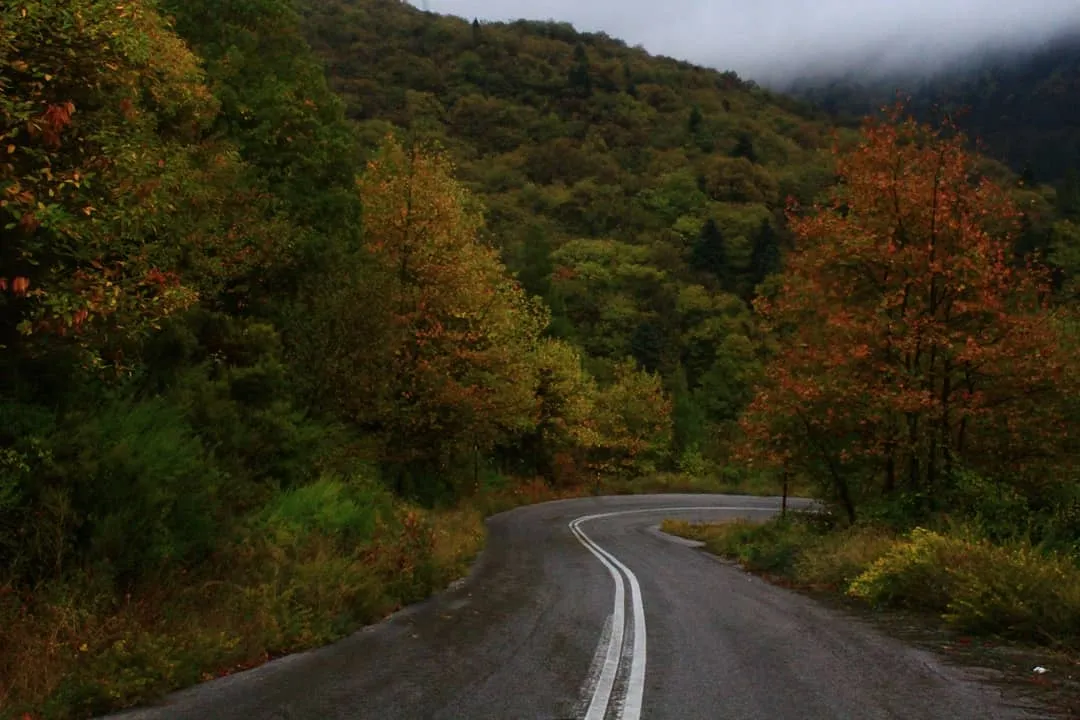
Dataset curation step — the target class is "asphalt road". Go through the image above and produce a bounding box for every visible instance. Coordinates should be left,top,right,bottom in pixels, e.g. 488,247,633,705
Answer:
107,494,1045,720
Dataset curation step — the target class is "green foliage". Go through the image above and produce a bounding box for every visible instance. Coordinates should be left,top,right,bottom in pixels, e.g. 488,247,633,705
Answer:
55,396,222,586
670,365,706,457
506,338,598,482
0,0,210,364
846,528,960,611
673,518,1080,649
792,526,896,590
259,473,393,548
848,528,1080,643
160,0,362,243
588,359,673,477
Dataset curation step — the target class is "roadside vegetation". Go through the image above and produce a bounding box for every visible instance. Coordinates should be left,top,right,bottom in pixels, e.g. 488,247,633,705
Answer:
665,512,1080,650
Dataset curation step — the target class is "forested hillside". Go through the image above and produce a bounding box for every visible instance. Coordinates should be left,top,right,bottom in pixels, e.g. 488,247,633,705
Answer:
786,29,1080,185
3,0,1080,717
295,0,858,465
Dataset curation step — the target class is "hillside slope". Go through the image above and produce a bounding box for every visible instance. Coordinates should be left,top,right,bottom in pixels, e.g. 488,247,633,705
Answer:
295,0,852,455
785,29,1080,186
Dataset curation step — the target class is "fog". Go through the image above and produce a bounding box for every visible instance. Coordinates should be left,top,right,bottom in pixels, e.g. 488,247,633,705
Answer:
415,0,1080,85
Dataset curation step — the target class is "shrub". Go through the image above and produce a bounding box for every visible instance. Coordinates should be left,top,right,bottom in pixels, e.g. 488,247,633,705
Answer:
663,518,813,574
847,527,1080,646
847,528,968,611
945,542,1080,642
258,472,394,549
52,397,223,586
794,526,895,590
725,519,814,574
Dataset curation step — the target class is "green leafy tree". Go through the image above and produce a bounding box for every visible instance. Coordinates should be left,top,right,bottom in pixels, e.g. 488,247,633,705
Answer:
161,0,362,249
588,359,672,477
748,218,782,290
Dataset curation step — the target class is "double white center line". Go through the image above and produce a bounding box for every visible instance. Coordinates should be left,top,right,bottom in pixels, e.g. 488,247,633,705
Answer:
569,506,778,720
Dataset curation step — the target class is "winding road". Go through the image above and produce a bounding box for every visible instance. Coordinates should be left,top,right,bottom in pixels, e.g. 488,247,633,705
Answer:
109,494,1043,719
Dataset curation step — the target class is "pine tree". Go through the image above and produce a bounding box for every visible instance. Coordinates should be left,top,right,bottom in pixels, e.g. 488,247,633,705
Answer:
691,219,729,287
568,43,592,98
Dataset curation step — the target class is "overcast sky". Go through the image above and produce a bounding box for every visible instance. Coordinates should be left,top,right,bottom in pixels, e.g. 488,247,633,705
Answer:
415,0,1080,84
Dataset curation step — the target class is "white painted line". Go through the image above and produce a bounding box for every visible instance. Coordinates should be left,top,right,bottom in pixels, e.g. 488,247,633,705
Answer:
570,505,778,720
574,613,614,720
569,518,626,720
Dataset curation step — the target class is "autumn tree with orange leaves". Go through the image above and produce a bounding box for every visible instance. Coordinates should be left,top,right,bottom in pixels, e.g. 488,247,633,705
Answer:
739,105,1078,522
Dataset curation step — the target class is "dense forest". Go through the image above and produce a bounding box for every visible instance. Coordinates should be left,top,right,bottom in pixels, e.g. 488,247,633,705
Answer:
2,0,1080,717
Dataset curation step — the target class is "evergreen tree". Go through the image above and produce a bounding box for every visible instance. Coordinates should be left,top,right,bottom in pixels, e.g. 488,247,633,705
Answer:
623,58,637,97
749,218,782,289
670,364,706,457
688,104,703,134
732,132,757,163
691,218,729,287
568,43,593,98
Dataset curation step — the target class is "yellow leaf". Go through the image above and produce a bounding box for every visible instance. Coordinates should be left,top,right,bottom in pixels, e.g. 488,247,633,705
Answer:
6,145,13,154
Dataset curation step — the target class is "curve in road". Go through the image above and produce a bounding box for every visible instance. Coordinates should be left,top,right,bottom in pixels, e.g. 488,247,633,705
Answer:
106,494,1046,720
571,506,778,720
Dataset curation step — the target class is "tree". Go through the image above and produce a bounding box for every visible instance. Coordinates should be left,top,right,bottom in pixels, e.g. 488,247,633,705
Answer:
622,58,637,97
688,104,703,134
739,106,1077,522
507,338,598,484
549,238,667,360
161,0,362,251
1059,168,1080,221
0,0,276,369
732,133,757,163
748,218,782,290
351,137,549,494
588,359,672,478
568,43,592,98
670,364,706,457
691,219,729,285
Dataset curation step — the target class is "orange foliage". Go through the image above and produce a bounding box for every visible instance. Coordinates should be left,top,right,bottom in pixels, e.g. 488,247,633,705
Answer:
740,104,1078,519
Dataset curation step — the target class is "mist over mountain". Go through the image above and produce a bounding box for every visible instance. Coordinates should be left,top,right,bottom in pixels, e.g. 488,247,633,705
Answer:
415,0,1080,85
